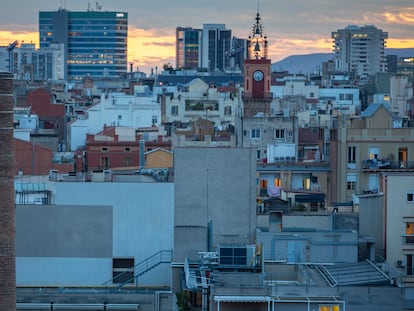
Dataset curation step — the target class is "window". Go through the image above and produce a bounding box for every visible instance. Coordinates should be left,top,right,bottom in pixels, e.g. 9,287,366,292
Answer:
259,179,267,195
406,223,414,244
319,305,340,311
112,258,134,284
303,178,311,190
152,115,158,125
224,106,232,116
408,255,414,276
348,146,356,163
260,179,268,189
256,149,261,160
274,178,282,187
101,156,109,169
219,247,247,266
339,93,353,101
347,174,357,190
407,192,414,202
274,129,285,140
124,157,131,167
171,105,178,116
101,147,108,152
347,181,356,190
124,147,131,152
251,128,261,139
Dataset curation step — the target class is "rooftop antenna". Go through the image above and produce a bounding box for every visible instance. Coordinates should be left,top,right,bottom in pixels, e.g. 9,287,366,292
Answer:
59,0,66,10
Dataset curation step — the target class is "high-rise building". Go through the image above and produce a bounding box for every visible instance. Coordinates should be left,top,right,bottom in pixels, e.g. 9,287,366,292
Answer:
39,7,127,80
10,43,65,80
201,24,232,72
175,27,202,70
332,25,388,77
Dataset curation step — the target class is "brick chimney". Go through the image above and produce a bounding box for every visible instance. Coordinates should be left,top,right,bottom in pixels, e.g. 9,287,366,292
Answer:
0,72,16,311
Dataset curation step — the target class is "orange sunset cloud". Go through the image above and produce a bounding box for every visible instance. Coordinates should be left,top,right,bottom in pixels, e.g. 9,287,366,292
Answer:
1,26,413,74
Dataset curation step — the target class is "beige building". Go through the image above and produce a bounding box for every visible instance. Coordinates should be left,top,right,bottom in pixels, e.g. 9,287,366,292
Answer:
381,174,414,277
330,103,414,204
144,148,172,169
359,173,414,305
160,78,240,130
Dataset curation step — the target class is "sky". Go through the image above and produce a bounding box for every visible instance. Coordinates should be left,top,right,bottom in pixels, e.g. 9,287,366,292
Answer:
1,0,414,74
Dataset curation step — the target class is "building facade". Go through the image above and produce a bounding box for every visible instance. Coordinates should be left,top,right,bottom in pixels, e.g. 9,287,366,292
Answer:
10,43,65,81
39,8,127,80
332,25,388,77
201,24,232,72
175,27,202,70
330,103,414,204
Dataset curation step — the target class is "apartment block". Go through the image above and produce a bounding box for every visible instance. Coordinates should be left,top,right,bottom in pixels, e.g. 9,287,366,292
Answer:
332,25,388,77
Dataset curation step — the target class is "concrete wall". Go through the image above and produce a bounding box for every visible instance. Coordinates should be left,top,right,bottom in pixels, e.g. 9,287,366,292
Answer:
358,193,385,256
257,229,358,263
384,174,414,274
282,214,333,230
17,205,112,257
16,182,174,287
173,147,257,263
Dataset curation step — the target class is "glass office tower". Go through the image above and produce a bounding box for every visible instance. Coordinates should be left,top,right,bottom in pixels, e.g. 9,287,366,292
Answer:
176,27,202,70
39,9,128,80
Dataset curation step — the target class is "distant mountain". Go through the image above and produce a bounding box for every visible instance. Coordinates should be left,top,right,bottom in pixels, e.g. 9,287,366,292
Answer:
272,53,333,74
272,48,414,74
385,48,414,58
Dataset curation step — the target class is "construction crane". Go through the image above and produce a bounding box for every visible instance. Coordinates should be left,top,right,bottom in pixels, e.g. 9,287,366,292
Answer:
226,37,245,70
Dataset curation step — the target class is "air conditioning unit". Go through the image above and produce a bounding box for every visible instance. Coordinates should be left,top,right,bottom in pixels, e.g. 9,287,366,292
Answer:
395,259,405,267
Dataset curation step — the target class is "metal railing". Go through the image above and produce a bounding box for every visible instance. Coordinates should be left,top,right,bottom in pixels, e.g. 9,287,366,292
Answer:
102,250,172,289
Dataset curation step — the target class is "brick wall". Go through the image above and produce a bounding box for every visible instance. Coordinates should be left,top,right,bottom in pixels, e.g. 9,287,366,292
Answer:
0,72,16,311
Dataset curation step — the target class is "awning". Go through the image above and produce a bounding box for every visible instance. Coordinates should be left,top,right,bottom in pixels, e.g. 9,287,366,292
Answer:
214,296,271,303
295,194,325,203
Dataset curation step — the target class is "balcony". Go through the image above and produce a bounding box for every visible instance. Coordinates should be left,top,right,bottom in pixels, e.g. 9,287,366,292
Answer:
362,159,414,171
242,91,273,100
402,235,414,245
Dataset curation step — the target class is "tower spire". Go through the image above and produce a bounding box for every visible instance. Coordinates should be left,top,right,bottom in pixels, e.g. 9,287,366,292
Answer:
248,5,268,60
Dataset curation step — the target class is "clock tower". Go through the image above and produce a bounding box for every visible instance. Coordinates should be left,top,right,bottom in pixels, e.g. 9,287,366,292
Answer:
243,10,272,117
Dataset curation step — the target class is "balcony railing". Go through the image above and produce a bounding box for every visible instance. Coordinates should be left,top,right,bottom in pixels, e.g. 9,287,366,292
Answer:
402,235,414,245
242,91,273,100
362,159,414,170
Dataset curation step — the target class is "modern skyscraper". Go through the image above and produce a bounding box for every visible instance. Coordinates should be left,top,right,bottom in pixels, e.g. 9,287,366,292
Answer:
39,7,127,80
175,27,202,70
201,24,232,72
332,25,388,77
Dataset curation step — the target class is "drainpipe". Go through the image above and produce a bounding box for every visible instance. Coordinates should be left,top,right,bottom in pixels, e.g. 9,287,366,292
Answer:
139,140,145,169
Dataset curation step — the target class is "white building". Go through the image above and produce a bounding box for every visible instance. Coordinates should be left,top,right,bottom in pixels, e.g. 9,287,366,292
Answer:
16,181,174,287
69,87,161,150
319,87,361,112
332,25,388,77
271,75,319,99
10,43,65,80
160,78,240,129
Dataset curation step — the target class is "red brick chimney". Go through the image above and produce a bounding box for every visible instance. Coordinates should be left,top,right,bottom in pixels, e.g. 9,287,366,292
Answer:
0,72,16,311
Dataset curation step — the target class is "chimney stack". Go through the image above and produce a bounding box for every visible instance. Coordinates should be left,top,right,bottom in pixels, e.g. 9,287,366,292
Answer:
0,72,16,311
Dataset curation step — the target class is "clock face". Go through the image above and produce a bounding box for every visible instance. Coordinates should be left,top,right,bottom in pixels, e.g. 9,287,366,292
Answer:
253,70,264,81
